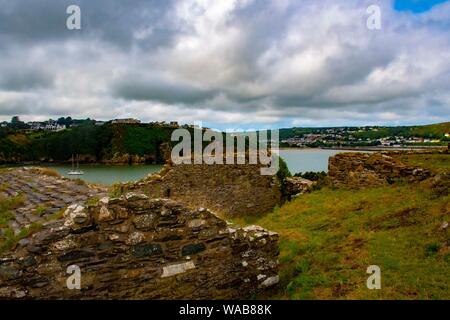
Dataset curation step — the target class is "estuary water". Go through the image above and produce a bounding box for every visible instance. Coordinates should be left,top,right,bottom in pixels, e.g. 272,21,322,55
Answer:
278,148,368,175
48,164,163,185
45,149,365,185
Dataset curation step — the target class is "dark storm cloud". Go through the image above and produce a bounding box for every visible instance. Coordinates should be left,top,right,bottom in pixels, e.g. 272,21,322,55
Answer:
0,0,449,128
0,66,53,91
0,0,68,46
113,74,218,104
0,0,176,50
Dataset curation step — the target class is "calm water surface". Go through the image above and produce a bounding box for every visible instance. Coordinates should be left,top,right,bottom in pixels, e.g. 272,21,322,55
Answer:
279,148,369,174
48,164,162,185
40,149,366,185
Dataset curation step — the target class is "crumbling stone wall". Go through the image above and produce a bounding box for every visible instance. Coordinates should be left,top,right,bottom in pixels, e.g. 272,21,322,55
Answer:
328,153,431,188
0,193,279,299
124,162,283,217
284,177,315,199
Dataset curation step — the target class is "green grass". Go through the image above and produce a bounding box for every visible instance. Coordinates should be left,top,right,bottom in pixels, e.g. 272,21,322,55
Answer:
44,208,65,221
72,178,86,186
0,223,42,254
34,205,48,216
410,122,450,137
0,194,43,254
30,167,61,177
0,194,25,227
85,196,100,207
232,181,450,300
109,184,126,198
0,210,14,227
393,153,450,174
0,183,9,192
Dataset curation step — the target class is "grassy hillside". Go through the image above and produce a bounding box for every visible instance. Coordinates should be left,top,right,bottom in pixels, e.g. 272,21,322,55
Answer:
411,122,450,137
392,153,450,174
1,121,449,163
280,122,450,140
232,173,450,299
351,123,449,140
0,123,176,164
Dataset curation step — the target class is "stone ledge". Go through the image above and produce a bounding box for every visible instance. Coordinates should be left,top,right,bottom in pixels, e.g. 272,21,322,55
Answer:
0,193,279,299
328,153,432,188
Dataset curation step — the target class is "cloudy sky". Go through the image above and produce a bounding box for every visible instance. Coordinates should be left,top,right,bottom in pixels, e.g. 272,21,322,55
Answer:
0,0,449,130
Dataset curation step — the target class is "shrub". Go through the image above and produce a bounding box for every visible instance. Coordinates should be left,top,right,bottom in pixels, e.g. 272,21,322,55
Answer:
424,243,440,257
276,156,292,183
294,171,329,191
276,156,292,199
294,171,327,181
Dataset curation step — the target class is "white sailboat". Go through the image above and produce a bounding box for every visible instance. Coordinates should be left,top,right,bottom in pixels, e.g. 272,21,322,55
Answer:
68,154,84,175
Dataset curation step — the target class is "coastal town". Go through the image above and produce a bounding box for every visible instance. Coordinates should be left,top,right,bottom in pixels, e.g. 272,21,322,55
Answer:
0,116,180,132
1,116,448,153
2,116,448,150
280,126,449,148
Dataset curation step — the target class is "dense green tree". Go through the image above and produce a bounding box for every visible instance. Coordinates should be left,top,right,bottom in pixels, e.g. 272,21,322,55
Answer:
10,116,28,130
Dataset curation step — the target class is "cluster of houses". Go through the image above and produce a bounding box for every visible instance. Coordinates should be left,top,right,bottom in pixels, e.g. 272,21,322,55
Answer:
377,136,442,147
0,120,67,131
1,118,181,132
282,133,347,147
109,118,180,127
3,118,447,145
282,130,447,148
149,121,179,127
110,118,141,124
27,121,67,132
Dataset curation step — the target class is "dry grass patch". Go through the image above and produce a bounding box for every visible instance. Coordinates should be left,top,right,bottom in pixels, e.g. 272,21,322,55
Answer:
29,167,61,177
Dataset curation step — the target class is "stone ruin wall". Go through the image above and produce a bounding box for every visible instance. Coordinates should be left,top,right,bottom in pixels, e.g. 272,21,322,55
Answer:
0,193,279,299
123,162,283,217
328,152,432,188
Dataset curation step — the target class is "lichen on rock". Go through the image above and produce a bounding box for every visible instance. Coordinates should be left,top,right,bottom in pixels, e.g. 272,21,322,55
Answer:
0,193,279,299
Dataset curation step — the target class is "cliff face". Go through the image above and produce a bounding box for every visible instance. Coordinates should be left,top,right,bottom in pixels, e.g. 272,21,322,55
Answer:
123,162,283,217
328,153,432,188
0,193,279,299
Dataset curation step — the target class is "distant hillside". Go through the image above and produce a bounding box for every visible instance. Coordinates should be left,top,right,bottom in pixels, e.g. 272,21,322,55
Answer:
0,123,177,164
1,121,449,164
410,122,450,137
280,122,450,140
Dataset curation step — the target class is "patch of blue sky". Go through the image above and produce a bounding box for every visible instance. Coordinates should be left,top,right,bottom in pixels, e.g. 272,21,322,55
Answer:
394,0,449,13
